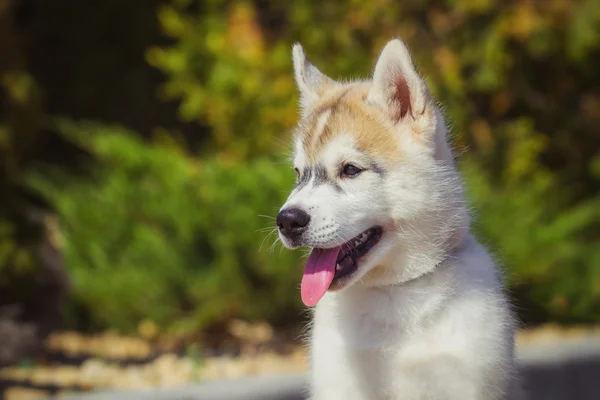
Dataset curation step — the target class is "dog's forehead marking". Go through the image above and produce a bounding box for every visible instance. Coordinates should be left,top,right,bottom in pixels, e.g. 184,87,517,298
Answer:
313,108,331,144
319,133,357,163
295,84,403,165
293,136,306,167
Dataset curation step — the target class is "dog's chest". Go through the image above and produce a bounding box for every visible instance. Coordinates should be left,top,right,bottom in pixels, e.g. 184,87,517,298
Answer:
310,294,429,398
312,291,418,355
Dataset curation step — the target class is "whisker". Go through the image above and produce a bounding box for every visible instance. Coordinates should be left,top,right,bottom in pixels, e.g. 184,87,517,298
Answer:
298,249,311,260
268,233,283,253
256,226,277,233
259,228,279,252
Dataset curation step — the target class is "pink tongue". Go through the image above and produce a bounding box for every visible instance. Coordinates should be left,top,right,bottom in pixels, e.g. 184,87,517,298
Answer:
301,247,341,307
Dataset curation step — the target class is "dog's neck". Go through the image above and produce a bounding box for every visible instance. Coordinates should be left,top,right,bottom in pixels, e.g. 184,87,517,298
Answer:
358,225,470,290
329,235,474,333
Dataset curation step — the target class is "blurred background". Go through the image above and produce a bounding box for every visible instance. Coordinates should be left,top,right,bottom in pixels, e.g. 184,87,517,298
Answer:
0,0,599,398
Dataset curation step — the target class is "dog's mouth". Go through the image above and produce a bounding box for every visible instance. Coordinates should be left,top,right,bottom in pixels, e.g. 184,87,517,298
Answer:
333,226,383,283
300,226,383,307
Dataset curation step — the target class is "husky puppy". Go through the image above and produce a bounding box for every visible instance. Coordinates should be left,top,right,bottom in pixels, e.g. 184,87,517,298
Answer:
276,39,520,399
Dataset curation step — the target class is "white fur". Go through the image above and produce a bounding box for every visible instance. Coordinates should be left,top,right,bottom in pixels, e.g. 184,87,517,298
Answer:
280,39,521,399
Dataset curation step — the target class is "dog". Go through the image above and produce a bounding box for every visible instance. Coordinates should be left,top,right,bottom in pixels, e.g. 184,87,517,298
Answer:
276,38,521,399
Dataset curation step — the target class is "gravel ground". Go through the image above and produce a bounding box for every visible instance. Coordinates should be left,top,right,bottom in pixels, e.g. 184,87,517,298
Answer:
1,322,600,399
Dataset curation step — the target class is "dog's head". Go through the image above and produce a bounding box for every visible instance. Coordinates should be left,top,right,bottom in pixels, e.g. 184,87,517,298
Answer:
277,39,469,306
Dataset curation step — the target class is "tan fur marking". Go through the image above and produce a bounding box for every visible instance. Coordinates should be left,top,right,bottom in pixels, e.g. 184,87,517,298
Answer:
297,84,404,164
300,87,351,157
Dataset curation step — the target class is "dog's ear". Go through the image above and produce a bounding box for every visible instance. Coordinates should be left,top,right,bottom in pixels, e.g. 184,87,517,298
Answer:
293,43,335,115
368,39,429,124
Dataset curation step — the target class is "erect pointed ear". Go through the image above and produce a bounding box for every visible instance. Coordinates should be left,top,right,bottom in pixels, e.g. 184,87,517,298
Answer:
292,43,335,115
367,39,429,124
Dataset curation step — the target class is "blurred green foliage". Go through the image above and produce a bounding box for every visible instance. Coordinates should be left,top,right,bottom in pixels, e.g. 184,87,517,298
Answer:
1,0,599,333
28,120,301,333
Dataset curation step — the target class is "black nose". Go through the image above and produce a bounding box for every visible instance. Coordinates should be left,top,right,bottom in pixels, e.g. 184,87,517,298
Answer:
277,208,311,238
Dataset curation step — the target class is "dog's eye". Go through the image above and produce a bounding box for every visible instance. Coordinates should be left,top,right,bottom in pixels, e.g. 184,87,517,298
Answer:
341,164,362,178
